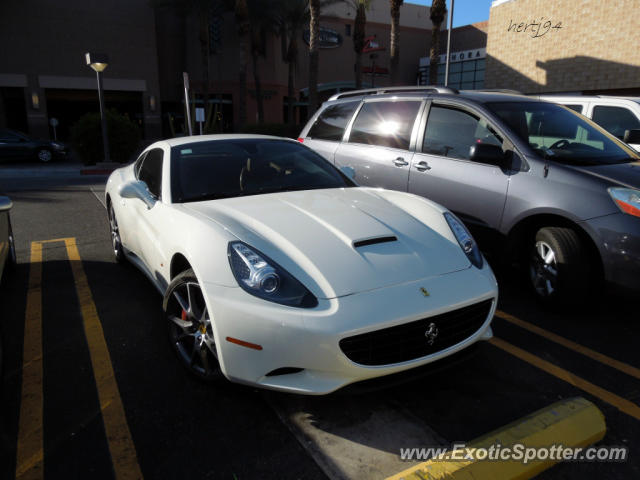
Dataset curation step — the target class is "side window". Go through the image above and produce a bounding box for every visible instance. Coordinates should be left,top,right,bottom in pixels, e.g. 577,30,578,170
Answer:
138,148,163,198
0,131,21,142
348,101,421,149
592,106,640,139
307,101,359,141
564,104,584,114
423,106,502,161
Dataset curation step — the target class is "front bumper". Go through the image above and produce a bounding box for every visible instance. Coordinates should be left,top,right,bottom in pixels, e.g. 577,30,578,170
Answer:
202,263,498,394
582,212,640,292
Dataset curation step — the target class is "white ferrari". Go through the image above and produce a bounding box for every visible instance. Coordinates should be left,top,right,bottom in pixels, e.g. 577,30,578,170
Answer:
105,135,498,394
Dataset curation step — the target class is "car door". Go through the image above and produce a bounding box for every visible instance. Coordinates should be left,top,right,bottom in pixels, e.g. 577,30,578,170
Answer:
132,148,170,283
0,131,27,160
588,103,640,151
302,100,360,162
334,99,423,191
409,102,510,231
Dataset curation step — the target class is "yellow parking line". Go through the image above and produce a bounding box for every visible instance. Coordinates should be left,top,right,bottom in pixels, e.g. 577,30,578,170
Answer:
15,242,44,479
496,310,640,380
64,238,143,480
490,337,640,421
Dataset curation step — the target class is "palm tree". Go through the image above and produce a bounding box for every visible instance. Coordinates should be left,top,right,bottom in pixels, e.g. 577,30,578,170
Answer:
389,0,403,85
276,0,308,125
235,0,250,126
349,0,371,90
429,0,447,85
308,0,321,119
248,0,278,123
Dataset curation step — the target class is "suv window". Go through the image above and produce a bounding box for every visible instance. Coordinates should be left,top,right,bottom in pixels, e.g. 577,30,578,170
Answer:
423,106,502,161
307,101,359,141
348,101,421,149
564,104,583,114
138,148,163,198
592,106,640,140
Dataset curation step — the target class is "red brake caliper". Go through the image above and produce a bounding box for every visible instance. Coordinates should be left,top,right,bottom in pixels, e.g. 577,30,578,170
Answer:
181,309,187,322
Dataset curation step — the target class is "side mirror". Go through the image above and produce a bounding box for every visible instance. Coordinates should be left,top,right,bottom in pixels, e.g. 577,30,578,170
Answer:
0,196,12,212
623,129,640,144
340,165,356,181
469,143,511,169
119,180,156,209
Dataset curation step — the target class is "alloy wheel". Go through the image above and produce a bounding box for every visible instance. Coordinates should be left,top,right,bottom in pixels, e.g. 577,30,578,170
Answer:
166,280,220,380
108,205,123,262
529,240,558,297
37,149,52,162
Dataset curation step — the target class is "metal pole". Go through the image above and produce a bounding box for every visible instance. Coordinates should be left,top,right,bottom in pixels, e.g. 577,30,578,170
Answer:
444,0,454,86
96,70,110,163
183,72,193,136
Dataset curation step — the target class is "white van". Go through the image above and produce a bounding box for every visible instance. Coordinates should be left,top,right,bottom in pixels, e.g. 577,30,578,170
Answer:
538,95,640,151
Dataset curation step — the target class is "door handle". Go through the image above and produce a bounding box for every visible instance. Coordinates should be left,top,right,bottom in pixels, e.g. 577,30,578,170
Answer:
415,161,431,172
393,157,408,167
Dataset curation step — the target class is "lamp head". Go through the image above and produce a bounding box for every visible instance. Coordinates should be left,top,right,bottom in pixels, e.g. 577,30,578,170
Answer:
85,52,109,72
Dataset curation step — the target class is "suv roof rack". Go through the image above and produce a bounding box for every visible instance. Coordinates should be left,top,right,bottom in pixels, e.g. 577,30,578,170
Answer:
328,85,458,101
473,89,524,95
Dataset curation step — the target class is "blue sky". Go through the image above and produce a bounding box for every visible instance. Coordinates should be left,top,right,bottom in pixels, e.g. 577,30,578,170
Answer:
410,0,493,28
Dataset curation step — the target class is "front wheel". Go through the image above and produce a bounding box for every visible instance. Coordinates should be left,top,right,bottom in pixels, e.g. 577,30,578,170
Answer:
36,148,52,163
108,204,124,263
528,226,590,305
163,269,222,382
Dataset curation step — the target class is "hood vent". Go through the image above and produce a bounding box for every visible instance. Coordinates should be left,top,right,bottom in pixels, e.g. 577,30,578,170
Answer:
353,236,398,248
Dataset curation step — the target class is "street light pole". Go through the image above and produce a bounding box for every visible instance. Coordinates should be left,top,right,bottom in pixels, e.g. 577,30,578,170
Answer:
95,69,110,163
85,53,110,163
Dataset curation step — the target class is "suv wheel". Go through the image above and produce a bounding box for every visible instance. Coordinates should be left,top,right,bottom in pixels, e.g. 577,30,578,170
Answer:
528,227,589,304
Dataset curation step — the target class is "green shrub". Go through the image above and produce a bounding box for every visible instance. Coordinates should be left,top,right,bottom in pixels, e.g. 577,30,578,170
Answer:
237,123,302,139
71,110,141,165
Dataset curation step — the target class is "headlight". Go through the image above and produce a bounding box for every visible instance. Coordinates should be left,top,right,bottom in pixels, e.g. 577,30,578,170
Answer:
444,212,483,269
228,241,318,308
609,187,640,218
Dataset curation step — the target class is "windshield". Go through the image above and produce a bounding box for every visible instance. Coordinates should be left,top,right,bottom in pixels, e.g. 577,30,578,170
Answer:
487,101,638,165
171,139,354,203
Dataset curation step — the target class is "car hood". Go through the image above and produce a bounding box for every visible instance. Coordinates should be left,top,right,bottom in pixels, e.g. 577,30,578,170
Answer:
569,161,640,189
184,188,469,299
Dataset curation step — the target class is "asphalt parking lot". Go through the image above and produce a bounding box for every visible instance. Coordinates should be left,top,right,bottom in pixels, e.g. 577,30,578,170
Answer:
1,168,639,479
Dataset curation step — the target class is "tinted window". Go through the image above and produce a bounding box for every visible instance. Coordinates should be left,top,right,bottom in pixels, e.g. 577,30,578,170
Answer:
171,139,354,203
488,101,637,165
349,101,421,149
138,148,163,198
423,106,502,161
564,104,583,114
592,106,640,139
307,101,359,141
0,131,21,142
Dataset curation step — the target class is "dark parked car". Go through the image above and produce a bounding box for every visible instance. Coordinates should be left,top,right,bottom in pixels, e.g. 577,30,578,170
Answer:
299,86,640,304
0,128,67,162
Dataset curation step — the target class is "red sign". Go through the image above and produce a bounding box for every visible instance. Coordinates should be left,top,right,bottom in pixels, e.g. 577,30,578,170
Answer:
363,35,385,53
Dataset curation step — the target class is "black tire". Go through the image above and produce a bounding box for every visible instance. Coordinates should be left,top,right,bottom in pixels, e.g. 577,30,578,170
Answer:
108,203,125,263
36,148,52,163
163,269,222,382
528,226,590,305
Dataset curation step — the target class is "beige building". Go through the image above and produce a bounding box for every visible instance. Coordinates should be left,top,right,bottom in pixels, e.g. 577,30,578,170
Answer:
485,0,640,94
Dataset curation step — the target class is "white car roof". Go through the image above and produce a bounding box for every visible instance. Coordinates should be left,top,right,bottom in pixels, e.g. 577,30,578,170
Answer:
161,134,294,148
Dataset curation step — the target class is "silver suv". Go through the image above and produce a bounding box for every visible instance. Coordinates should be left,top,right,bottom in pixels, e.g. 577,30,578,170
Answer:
299,86,640,304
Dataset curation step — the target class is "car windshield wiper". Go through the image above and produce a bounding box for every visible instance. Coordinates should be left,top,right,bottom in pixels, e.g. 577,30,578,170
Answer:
181,192,248,202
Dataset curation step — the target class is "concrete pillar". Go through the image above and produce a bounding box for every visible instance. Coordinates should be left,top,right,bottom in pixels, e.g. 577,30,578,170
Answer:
25,75,49,139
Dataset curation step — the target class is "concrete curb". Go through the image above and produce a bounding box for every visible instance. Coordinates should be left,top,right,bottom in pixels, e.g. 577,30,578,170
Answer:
387,397,606,480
